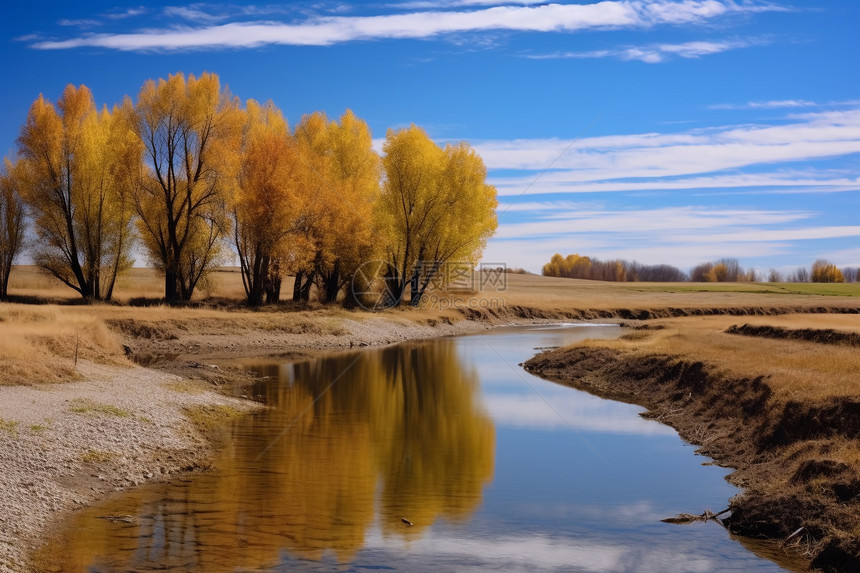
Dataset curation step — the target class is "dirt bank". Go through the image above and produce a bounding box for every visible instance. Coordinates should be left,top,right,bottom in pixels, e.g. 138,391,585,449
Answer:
726,323,860,347
524,346,860,572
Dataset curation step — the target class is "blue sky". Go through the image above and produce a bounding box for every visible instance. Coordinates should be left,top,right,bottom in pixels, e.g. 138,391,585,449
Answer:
2,0,859,274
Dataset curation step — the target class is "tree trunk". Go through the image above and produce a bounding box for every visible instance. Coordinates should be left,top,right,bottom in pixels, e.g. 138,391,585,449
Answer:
322,259,341,304
292,271,304,302
299,271,315,301
164,268,178,302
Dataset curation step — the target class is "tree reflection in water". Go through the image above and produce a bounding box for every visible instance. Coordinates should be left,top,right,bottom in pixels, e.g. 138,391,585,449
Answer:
42,340,495,571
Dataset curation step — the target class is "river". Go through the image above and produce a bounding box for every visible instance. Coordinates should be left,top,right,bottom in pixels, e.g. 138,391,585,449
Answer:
41,324,806,572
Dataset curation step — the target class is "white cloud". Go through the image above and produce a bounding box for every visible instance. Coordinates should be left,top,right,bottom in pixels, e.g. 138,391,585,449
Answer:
31,0,785,51
710,99,860,110
473,109,860,191
493,206,811,239
58,19,103,27
394,0,547,8
528,39,753,63
105,7,148,20
479,203,860,271
711,99,819,110
163,6,228,24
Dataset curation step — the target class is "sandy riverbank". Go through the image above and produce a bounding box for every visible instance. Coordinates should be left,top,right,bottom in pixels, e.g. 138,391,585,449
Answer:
524,315,860,573
0,305,514,573
0,362,260,573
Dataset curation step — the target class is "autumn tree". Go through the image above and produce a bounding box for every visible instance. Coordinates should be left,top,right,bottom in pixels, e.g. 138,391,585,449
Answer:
133,72,243,302
811,259,844,283
292,111,380,304
13,85,139,300
542,253,686,282
232,100,305,306
0,167,26,300
379,126,497,306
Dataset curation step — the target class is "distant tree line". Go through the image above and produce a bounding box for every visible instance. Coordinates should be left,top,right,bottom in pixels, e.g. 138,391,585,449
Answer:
768,260,857,284
541,253,688,282
543,254,858,284
0,73,498,306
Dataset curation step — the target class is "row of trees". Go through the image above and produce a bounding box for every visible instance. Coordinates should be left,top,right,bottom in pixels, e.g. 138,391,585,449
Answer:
769,260,856,284
542,253,858,284
541,253,687,282
0,73,498,306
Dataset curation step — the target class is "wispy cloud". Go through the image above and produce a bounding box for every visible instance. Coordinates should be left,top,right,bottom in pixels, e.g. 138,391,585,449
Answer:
493,206,813,239
31,0,785,51
163,6,229,24
527,39,754,63
710,98,860,110
58,19,103,28
393,0,547,8
711,99,818,110
474,109,860,194
482,209,860,270
104,7,148,20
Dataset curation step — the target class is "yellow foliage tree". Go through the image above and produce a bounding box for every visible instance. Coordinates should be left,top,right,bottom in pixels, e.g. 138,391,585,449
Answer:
379,126,497,306
0,166,26,300
13,85,139,300
233,100,306,306
811,259,844,283
133,72,243,302
291,110,380,304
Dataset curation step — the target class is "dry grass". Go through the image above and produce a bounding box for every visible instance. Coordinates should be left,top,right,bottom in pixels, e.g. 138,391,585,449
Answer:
586,314,860,402
8,265,860,310
183,404,247,433
162,379,209,395
0,418,20,436
484,273,860,310
3,266,858,388
0,304,128,385
68,399,130,418
80,449,117,464
7,265,261,303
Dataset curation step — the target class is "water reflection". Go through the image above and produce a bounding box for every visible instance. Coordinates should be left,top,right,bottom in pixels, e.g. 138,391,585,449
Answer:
40,325,802,573
43,341,494,572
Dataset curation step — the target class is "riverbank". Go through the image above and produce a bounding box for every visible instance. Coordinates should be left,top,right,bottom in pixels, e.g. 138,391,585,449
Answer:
2,280,860,572
523,314,860,573
0,304,501,573
0,361,261,573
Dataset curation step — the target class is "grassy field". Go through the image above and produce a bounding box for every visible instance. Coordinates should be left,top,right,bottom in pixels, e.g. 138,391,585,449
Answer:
3,265,859,387
585,313,860,402
8,265,860,307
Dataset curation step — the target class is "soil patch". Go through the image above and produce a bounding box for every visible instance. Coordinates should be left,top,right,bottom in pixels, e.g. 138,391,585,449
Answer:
726,323,860,347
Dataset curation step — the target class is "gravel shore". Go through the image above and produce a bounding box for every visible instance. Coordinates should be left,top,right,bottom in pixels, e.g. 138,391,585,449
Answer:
0,361,260,573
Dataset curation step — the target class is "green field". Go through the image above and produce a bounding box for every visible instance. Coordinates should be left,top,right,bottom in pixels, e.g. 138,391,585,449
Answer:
624,282,860,297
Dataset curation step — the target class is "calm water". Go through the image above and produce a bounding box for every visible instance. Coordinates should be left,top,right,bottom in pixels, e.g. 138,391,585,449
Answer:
44,325,805,572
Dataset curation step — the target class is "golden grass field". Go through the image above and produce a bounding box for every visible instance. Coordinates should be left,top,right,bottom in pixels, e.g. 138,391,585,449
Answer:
7,265,860,307
2,264,859,389
582,313,860,402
